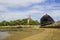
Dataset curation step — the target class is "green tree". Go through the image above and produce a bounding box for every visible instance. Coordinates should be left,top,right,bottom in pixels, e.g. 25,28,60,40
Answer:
0,18,40,26
0,20,9,26
21,18,28,25
29,20,39,25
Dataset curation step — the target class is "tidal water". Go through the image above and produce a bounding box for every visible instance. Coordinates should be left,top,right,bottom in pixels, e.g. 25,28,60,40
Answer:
0,32,9,40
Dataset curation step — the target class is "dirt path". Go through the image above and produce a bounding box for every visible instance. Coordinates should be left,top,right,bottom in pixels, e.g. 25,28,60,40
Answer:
22,29,60,40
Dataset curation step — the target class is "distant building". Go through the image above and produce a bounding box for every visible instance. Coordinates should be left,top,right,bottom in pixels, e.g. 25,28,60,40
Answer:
40,14,55,26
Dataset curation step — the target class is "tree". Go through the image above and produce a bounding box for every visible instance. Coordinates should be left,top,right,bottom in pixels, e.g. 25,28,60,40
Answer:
0,18,40,26
29,20,39,25
0,20,9,26
21,18,28,25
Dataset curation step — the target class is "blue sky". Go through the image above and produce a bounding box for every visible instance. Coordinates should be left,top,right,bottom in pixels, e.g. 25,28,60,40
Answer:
0,0,60,21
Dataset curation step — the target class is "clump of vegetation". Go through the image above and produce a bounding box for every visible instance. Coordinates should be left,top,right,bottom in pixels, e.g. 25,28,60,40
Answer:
0,18,39,26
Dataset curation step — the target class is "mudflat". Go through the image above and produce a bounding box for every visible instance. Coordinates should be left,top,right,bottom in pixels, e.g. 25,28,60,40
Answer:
3,28,60,40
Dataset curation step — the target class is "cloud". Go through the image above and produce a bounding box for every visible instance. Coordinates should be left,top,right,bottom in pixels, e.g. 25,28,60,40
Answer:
0,0,46,12
0,9,42,21
0,0,46,6
49,10,60,17
48,10,60,21
0,0,60,21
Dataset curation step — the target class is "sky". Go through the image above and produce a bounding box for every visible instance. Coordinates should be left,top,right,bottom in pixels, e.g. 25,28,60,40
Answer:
0,0,60,21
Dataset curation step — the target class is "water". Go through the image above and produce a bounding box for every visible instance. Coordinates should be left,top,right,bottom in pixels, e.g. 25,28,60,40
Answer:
0,32,9,40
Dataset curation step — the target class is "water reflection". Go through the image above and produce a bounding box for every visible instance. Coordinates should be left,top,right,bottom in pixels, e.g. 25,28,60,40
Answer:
0,32,9,40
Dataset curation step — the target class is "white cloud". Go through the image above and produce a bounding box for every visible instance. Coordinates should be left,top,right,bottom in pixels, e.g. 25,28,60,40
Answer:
0,9,44,21
0,0,46,6
0,5,7,11
0,0,60,21
0,4,60,21
31,5,45,11
49,10,60,17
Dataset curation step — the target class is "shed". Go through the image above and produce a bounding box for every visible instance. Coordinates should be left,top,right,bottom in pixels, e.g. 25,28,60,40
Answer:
40,14,55,26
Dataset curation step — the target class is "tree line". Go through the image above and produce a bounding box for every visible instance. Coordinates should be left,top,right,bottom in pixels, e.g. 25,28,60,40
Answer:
0,18,40,26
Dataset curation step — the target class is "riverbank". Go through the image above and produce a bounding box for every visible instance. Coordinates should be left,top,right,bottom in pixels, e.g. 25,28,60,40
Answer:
2,28,60,40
